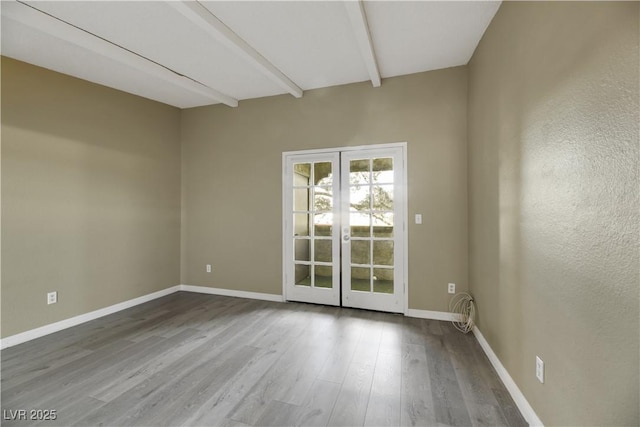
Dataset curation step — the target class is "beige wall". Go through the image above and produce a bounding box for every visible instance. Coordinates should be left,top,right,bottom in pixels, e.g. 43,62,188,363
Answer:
1,57,182,337
468,2,639,425
181,67,469,311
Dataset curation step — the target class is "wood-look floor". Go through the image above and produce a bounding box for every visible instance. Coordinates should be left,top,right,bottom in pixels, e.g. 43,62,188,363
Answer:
1,292,527,427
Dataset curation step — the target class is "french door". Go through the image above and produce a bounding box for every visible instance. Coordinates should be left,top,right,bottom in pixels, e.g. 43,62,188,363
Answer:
283,145,406,313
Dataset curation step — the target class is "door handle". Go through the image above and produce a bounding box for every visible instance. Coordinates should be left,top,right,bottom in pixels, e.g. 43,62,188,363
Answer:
343,235,350,242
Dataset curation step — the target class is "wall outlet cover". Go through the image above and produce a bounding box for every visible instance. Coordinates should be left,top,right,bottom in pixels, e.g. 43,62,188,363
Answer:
47,291,57,305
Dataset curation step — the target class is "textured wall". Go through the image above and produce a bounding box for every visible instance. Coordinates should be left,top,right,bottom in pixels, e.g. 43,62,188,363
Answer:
468,2,639,425
181,67,469,312
1,58,182,337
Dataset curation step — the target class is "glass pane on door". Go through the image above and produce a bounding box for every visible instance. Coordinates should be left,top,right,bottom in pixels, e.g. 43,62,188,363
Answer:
373,268,394,293
350,240,370,265
349,159,370,184
294,163,311,181
314,239,332,262
314,162,333,185
295,264,311,286
314,215,332,236
294,213,310,237
351,267,371,292
372,158,393,174
372,185,393,210
314,187,333,212
350,212,370,237
373,240,394,265
294,239,310,262
315,265,333,288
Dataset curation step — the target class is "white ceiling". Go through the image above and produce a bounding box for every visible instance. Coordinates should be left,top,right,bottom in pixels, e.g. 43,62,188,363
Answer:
1,1,501,109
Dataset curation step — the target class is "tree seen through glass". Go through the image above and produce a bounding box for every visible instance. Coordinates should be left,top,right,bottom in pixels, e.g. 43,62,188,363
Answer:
314,158,393,226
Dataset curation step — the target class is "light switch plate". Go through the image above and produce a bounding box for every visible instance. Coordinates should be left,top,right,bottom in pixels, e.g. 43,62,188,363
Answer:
536,356,544,383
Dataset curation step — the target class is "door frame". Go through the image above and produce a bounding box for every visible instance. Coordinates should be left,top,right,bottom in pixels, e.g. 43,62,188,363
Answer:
282,142,409,314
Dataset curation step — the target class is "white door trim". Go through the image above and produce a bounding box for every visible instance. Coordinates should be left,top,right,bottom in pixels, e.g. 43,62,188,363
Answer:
402,143,409,316
283,142,407,157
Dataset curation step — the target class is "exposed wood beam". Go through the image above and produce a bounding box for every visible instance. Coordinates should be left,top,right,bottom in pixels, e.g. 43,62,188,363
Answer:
168,1,303,99
344,0,381,87
5,0,239,107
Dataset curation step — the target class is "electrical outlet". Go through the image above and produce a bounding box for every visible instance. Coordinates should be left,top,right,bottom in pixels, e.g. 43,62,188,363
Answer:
536,356,544,383
448,283,455,294
415,214,422,224
206,264,212,273
47,291,57,305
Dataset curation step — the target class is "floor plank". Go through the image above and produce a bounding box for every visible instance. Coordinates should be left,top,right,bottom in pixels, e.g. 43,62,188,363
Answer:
0,293,528,427
294,379,342,427
327,361,375,426
253,400,298,427
364,351,401,426
400,342,437,427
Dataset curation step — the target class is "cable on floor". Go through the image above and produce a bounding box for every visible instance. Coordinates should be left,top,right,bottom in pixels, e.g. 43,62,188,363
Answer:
449,292,475,334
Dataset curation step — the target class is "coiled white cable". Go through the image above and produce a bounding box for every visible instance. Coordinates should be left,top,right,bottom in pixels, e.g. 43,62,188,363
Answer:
449,292,476,334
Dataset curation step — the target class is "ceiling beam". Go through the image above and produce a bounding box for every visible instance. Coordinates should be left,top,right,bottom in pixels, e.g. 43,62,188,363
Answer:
344,0,381,87
168,1,303,99
5,0,239,107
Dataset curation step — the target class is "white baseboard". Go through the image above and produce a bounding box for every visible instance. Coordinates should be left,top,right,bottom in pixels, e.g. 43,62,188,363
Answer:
0,284,282,350
473,326,544,427
180,284,284,303
0,285,181,350
405,308,461,322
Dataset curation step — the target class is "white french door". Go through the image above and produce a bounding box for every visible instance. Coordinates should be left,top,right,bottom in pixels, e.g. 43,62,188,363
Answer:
340,148,404,312
283,145,406,313
283,152,341,306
